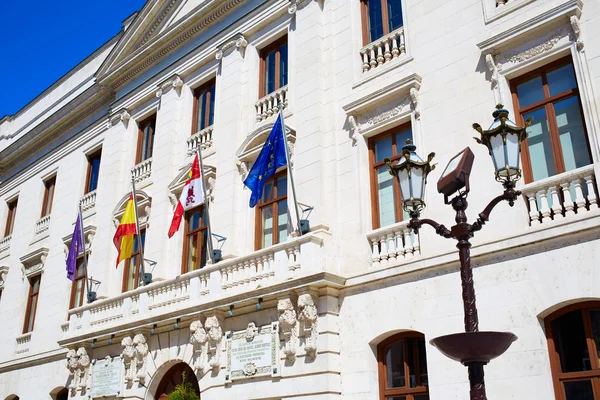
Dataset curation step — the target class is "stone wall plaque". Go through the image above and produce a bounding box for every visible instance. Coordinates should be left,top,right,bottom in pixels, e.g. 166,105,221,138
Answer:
226,322,280,382
91,356,123,398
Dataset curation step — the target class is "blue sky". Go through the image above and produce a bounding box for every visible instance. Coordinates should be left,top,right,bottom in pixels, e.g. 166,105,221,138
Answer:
0,0,147,117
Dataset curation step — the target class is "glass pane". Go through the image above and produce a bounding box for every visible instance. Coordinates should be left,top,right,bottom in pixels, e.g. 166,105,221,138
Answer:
418,338,429,387
188,211,202,231
548,63,577,97
388,0,404,31
276,176,287,198
261,205,274,248
377,166,396,227
76,261,85,278
551,310,590,372
208,84,215,126
127,256,138,291
385,339,405,388
73,279,84,308
265,51,277,95
555,96,590,171
407,338,417,388
564,380,594,400
517,76,545,108
280,43,288,87
368,0,384,42
200,230,208,268
26,295,37,332
278,199,288,243
187,233,198,272
414,394,430,400
375,136,393,163
263,181,275,202
395,129,412,153
89,156,101,192
32,277,40,293
588,311,600,367
198,89,208,130
525,108,556,181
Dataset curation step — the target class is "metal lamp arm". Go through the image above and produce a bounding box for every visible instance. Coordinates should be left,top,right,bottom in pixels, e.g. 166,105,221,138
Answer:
470,181,521,234
408,214,452,238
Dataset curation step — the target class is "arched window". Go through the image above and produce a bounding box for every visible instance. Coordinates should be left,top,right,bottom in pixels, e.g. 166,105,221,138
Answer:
155,362,199,400
377,332,429,400
546,303,600,399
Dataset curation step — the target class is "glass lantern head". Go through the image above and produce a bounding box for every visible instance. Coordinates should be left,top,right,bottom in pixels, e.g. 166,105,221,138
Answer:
384,139,436,213
473,104,532,183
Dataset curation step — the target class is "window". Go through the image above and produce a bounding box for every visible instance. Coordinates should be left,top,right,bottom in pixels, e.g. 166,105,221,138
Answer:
69,257,86,310
122,229,146,292
23,275,41,333
369,125,413,229
182,207,208,273
4,198,18,237
361,0,404,45
85,150,102,193
511,58,591,184
260,36,288,97
41,177,56,218
256,170,288,250
192,80,216,133
377,332,429,400
136,115,156,163
545,303,600,400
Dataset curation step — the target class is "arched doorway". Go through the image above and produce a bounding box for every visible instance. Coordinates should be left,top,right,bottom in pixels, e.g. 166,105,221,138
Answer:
155,362,200,400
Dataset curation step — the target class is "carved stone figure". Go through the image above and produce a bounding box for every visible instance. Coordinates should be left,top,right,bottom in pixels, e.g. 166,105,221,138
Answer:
66,349,79,392
76,347,91,391
133,334,149,384
190,320,208,372
205,315,223,371
298,293,318,359
121,337,136,384
278,298,298,362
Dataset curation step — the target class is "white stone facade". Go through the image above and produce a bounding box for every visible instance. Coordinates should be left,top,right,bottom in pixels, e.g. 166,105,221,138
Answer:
1,0,600,399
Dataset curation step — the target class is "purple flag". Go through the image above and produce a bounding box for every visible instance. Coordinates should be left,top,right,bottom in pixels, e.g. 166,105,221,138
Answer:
66,214,83,281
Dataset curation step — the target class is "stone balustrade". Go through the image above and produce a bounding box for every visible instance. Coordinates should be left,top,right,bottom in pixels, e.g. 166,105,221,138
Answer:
80,190,97,212
367,220,420,266
255,85,288,122
131,158,153,183
34,215,51,236
521,165,598,225
0,235,11,256
15,333,31,354
360,27,406,73
187,126,214,156
64,230,327,336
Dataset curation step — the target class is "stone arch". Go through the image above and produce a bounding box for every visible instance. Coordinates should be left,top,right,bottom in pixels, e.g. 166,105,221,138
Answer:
4,395,19,400
146,360,199,400
49,387,68,400
112,190,152,228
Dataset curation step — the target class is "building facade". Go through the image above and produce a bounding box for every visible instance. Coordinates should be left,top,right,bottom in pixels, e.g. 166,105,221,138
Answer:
1,0,600,399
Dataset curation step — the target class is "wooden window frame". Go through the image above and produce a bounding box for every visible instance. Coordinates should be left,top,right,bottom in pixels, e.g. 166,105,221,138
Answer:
360,0,403,46
377,332,429,400
181,206,208,274
136,115,157,164
4,198,18,237
121,229,145,293
259,36,288,98
510,56,592,184
368,123,412,229
85,149,102,194
23,274,41,334
255,169,288,251
545,301,600,400
191,79,216,134
40,176,56,218
69,256,87,310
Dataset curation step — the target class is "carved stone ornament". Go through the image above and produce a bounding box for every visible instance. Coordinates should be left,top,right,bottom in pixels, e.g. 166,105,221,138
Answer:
205,314,224,371
496,26,571,70
66,347,91,394
357,95,412,131
20,247,49,280
236,160,250,181
570,15,583,50
348,115,359,145
108,109,131,129
133,333,149,384
121,337,136,384
215,33,248,61
0,266,8,290
278,298,299,362
485,54,498,86
156,75,184,98
298,293,318,359
409,87,420,119
288,0,311,14
245,322,258,341
190,320,209,373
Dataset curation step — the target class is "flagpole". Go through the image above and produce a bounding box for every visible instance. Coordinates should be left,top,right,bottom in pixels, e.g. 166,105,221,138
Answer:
78,201,92,296
196,148,215,264
131,177,147,285
279,111,303,236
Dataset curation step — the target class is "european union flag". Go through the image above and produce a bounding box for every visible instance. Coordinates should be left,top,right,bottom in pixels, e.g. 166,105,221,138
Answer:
244,113,288,207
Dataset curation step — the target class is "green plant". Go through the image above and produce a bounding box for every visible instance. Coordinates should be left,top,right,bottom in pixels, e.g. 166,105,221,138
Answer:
166,371,200,400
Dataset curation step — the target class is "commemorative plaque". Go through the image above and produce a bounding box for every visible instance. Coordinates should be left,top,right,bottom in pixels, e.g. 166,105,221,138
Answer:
91,356,123,398
225,322,280,382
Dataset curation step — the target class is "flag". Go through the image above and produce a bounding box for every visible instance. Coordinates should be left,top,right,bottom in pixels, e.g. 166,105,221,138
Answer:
168,154,205,238
244,113,288,207
113,194,138,267
66,214,83,281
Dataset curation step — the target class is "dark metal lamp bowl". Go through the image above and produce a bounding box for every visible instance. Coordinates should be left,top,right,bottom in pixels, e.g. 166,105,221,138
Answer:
430,331,517,365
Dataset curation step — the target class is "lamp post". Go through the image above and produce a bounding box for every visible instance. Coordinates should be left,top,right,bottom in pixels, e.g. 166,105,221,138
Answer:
384,105,532,400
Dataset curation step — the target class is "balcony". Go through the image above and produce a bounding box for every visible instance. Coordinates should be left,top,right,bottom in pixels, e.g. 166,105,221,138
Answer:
15,333,31,354
0,235,11,258
34,215,51,237
80,190,97,213
521,165,598,225
367,220,420,266
63,229,330,339
186,125,214,156
255,85,288,123
131,158,152,184
360,27,406,73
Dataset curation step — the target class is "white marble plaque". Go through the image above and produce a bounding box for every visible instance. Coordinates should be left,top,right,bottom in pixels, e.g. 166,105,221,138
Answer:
226,322,279,382
91,356,123,398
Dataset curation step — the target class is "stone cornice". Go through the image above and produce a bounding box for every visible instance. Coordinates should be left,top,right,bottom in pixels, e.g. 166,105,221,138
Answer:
0,347,68,374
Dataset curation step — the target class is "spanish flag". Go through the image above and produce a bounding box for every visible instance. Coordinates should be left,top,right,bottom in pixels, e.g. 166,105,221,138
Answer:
113,194,138,267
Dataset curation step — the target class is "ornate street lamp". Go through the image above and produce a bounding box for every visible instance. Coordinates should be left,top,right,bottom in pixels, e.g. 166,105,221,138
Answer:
384,105,531,400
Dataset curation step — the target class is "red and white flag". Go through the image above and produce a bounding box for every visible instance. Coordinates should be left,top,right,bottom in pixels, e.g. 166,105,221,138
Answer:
168,154,205,238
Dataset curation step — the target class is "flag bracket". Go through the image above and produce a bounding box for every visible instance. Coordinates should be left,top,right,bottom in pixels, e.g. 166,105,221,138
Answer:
86,277,101,304
298,203,314,235
141,258,157,286
211,233,227,263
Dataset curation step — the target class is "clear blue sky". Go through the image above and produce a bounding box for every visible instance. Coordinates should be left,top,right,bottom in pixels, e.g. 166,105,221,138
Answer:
0,0,147,118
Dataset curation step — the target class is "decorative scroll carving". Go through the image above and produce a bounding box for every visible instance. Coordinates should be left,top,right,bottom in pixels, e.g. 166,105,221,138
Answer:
245,322,258,341
205,314,224,371
288,0,311,14
278,297,298,362
207,176,216,202
0,266,8,290
133,333,149,384
156,75,184,97
485,54,501,104
409,87,420,119
348,115,359,145
66,347,91,394
357,96,412,130
298,293,318,359
236,160,250,181
108,109,131,129
496,26,570,70
570,15,583,50
216,33,247,61
20,248,49,280
121,337,136,384
190,320,209,373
